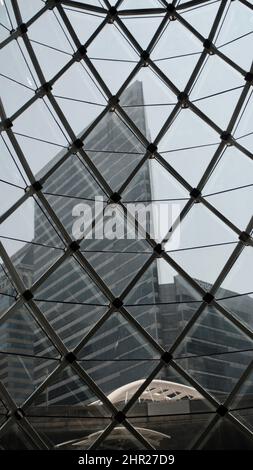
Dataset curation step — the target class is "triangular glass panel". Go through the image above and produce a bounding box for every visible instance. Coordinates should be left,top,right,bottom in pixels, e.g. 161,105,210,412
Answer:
84,106,147,192
17,0,43,23
169,200,238,249
34,300,107,351
0,353,57,406
0,196,65,285
28,8,74,55
182,1,221,39
217,292,253,333
121,68,177,140
79,358,158,411
0,301,60,358
0,421,36,450
202,415,253,450
120,13,165,50
152,16,201,61
161,142,220,188
124,257,202,352
217,247,253,302
13,99,70,175
170,243,235,290
63,7,106,45
214,0,253,71
193,85,243,130
158,107,218,153
43,153,106,199
0,40,35,116
174,305,253,400
190,54,245,128
33,256,108,305
84,250,152,297
205,186,253,232
122,159,188,243
31,365,110,417
78,311,158,361
203,146,253,194
87,23,139,94
156,52,201,93
27,38,72,83
79,209,152,254
53,61,107,135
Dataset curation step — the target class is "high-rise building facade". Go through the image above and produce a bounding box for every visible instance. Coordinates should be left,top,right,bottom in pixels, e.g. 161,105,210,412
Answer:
1,81,253,408
0,81,160,405
159,277,253,397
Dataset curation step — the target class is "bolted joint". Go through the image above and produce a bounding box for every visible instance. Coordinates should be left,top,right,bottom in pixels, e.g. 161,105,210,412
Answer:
190,187,201,200
167,4,176,20
216,405,228,417
244,72,253,84
18,23,28,35
14,408,25,421
239,231,252,246
109,192,121,204
65,352,77,364
154,243,164,257
114,411,125,423
140,50,150,66
161,351,173,364
108,6,117,23
203,39,215,55
46,0,61,10
108,95,120,112
203,292,214,304
147,143,157,157
22,290,34,302
36,82,52,98
32,180,43,192
73,45,87,62
1,118,13,131
177,91,189,108
220,131,233,146
69,241,80,252
112,297,123,309
72,138,84,150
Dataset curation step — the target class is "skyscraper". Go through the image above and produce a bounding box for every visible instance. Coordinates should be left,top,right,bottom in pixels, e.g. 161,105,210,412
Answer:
0,81,160,405
1,81,252,409
159,276,253,397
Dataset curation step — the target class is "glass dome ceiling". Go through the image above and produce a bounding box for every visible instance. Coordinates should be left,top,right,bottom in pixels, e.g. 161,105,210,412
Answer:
0,0,252,450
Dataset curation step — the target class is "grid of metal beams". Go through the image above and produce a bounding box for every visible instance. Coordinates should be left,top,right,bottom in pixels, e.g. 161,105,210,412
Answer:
0,0,252,450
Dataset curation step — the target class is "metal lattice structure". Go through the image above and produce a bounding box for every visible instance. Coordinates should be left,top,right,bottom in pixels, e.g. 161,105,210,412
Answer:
0,0,253,450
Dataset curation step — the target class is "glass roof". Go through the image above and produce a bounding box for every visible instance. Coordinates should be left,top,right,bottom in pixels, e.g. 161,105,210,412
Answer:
0,0,252,450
